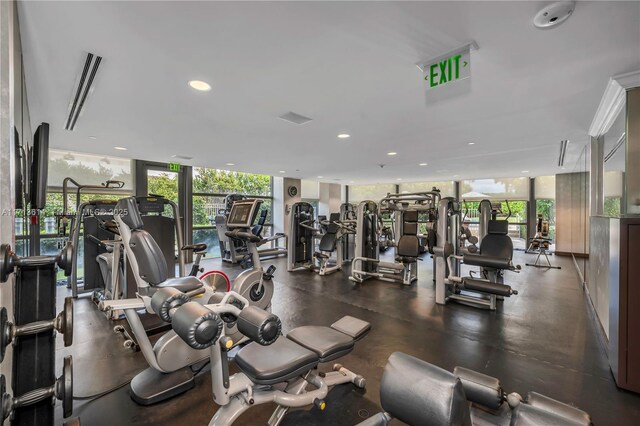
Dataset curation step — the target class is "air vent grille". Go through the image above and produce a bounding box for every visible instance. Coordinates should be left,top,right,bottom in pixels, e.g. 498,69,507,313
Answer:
65,52,102,131
558,140,569,167
278,112,313,125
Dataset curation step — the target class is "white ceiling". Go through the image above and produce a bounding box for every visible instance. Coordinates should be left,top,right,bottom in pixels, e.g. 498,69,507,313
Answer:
18,1,640,184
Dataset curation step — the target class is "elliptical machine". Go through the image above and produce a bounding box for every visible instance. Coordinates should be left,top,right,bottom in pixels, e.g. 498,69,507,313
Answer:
100,198,275,405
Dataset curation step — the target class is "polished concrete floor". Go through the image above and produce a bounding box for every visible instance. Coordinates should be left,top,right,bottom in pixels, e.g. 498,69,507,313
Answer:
54,250,640,425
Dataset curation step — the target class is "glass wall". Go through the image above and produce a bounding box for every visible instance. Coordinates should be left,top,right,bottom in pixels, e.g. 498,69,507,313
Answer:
348,183,397,203
460,177,529,200
191,168,273,256
398,180,455,198
535,175,556,242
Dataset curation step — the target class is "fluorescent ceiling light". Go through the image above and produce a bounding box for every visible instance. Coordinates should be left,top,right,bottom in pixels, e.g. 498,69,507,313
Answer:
419,163,427,166
188,80,212,91
468,142,475,145
114,146,127,151
387,152,397,156
337,133,351,139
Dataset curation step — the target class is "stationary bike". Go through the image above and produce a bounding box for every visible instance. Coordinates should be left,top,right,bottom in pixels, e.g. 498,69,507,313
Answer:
100,197,275,405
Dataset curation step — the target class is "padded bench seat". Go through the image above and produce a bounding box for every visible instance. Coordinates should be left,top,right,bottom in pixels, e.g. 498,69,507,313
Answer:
235,337,319,385
154,276,203,293
288,316,371,362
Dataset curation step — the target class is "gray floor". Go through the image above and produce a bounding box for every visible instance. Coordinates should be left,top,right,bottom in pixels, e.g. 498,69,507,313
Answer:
55,250,640,425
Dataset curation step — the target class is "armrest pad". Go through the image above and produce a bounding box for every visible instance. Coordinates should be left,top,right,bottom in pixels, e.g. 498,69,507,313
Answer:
355,412,391,426
331,316,371,340
511,403,590,426
453,366,503,410
526,392,591,425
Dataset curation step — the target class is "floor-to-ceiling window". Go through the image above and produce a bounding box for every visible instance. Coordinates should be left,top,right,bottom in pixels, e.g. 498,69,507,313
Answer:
191,167,273,257
17,149,134,279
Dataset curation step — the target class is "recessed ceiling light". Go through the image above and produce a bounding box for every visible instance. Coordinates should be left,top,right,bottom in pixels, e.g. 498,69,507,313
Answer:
349,181,354,183
89,136,97,140
188,80,212,91
225,162,235,166
453,174,460,178
468,142,475,145
387,152,397,156
114,146,127,151
396,178,402,181
317,176,323,179
279,170,286,173
337,133,351,139
419,163,427,166
521,170,529,173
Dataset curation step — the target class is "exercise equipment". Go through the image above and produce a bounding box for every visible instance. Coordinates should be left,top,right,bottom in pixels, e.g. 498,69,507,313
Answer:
313,213,356,275
434,198,519,310
350,191,439,285
0,242,76,424
216,194,286,264
0,356,74,420
358,352,592,426
155,288,369,425
526,215,560,269
100,198,274,405
287,202,319,272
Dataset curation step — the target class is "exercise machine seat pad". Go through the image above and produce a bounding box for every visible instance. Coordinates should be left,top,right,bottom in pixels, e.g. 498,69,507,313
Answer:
525,392,592,425
379,352,471,426
463,253,511,270
403,210,419,222
510,403,590,426
287,326,354,362
453,366,503,410
129,230,168,285
235,337,319,385
115,197,145,230
330,316,371,340
488,219,508,235
156,276,203,293
463,278,514,297
318,233,337,252
181,243,207,252
396,235,419,260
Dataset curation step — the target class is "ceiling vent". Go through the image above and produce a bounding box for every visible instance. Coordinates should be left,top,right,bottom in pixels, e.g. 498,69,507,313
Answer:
278,112,313,125
604,133,625,163
558,140,569,167
172,154,193,161
534,2,575,29
65,52,102,131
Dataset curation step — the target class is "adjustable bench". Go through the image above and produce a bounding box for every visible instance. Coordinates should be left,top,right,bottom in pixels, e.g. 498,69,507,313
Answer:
235,316,370,386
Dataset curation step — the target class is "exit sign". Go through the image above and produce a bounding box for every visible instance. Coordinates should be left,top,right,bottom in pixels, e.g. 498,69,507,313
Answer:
168,162,181,172
419,42,477,90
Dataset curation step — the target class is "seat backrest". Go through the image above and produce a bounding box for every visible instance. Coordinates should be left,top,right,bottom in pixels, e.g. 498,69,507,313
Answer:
252,209,268,237
396,211,419,258
319,213,341,252
380,352,471,426
480,220,513,260
114,197,168,288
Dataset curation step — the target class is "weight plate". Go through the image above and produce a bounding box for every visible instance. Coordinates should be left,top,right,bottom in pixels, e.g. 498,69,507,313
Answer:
63,298,73,347
62,356,73,418
0,244,10,283
0,308,7,363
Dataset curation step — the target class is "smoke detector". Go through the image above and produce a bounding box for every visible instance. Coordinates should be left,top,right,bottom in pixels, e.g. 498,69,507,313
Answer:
534,1,575,29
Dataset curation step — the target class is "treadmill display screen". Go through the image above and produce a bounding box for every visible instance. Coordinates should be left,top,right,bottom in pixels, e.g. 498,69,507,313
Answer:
227,202,255,228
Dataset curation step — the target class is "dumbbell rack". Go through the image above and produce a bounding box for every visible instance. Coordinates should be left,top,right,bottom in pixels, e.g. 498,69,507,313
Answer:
0,243,78,425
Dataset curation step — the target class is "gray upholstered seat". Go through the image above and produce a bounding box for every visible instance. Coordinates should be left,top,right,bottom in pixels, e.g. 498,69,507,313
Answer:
235,338,319,385
287,326,354,362
155,276,203,293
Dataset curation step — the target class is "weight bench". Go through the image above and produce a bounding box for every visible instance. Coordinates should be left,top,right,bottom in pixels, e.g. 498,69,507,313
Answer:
359,352,592,426
235,316,370,385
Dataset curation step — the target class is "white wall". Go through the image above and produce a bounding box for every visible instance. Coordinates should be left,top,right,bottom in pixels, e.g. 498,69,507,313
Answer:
273,177,302,237
318,183,342,217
